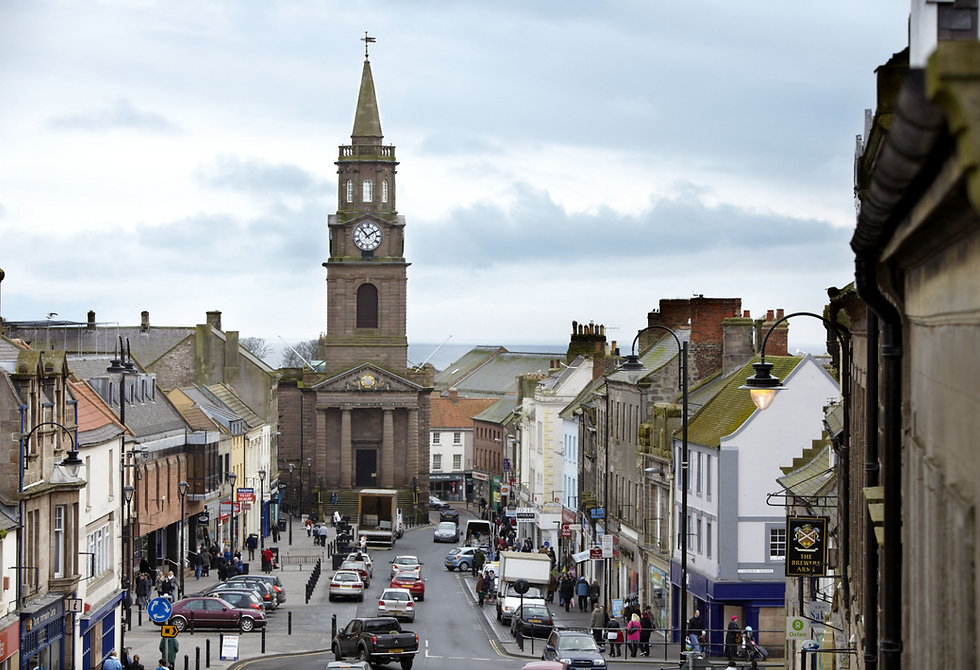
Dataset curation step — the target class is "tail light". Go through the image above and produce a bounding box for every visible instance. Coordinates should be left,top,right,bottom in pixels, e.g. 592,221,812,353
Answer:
378,601,385,607
406,601,414,608
274,586,282,592
250,604,262,610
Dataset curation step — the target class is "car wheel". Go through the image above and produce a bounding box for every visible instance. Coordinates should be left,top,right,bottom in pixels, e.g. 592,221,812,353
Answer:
496,606,502,621
459,561,469,571
239,617,255,632
333,644,343,662
418,593,424,602
446,566,454,571
171,616,187,632
400,659,414,670
358,648,370,664
358,594,364,602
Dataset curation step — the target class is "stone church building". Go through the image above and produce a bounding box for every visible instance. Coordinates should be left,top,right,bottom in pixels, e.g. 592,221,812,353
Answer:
277,53,432,518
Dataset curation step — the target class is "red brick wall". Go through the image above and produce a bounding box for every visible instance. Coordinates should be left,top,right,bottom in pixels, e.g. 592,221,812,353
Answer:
690,297,741,380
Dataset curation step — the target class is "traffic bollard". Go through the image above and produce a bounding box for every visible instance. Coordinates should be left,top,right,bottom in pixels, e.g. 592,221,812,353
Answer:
196,647,200,670
332,613,337,640
183,654,189,670
261,626,266,653
205,638,211,668
288,611,292,635
138,608,142,627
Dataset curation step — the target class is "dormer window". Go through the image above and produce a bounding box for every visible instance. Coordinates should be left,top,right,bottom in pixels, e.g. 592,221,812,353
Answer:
382,180,389,203
346,180,353,203
363,180,373,203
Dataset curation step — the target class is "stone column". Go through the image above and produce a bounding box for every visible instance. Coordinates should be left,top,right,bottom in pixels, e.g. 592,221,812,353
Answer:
341,407,352,489
407,407,419,491
382,409,394,488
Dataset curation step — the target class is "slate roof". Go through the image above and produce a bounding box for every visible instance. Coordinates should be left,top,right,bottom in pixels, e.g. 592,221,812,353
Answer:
776,442,838,528
69,378,126,447
538,355,587,391
440,350,565,398
684,355,804,448
205,383,264,428
472,395,519,424
430,395,500,430
68,356,189,439
179,387,245,434
433,346,505,390
606,330,691,384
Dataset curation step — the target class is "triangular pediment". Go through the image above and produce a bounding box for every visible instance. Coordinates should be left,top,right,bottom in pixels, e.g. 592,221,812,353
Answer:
312,363,422,394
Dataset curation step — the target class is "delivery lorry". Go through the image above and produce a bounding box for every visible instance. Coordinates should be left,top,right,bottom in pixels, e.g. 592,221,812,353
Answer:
358,489,398,548
495,551,552,623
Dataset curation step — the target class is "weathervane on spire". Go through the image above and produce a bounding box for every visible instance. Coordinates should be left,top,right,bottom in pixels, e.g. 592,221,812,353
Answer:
361,32,375,59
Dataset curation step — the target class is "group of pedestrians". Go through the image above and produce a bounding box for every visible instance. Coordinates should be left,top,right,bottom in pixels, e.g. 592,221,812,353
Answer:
589,602,656,657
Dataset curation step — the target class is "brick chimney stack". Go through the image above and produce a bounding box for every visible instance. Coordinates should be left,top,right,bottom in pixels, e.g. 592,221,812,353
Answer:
567,319,608,379
723,310,755,374
757,309,789,356
690,296,741,380
449,387,459,405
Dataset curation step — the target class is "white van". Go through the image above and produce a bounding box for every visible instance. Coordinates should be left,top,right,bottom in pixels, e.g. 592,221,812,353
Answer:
464,520,492,546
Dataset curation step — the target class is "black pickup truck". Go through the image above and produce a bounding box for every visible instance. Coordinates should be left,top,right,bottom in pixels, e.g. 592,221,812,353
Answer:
332,616,420,670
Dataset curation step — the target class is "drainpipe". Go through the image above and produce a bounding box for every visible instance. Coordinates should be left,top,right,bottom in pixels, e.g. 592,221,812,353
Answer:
864,309,880,670
854,253,903,670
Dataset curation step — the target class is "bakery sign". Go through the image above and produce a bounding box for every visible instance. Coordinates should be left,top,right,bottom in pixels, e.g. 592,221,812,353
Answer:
786,516,828,577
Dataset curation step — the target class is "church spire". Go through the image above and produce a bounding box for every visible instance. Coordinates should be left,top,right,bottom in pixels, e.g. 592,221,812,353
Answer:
351,58,383,144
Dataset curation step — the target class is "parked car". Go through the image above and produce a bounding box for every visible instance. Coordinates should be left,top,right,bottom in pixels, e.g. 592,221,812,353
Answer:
340,561,371,587
227,573,286,604
433,521,459,543
428,496,450,510
439,508,459,524
541,629,605,669
329,571,365,602
511,603,555,639
157,596,267,632
345,552,374,578
389,571,425,601
377,587,416,622
389,555,422,579
205,580,278,611
444,546,479,571
200,588,264,615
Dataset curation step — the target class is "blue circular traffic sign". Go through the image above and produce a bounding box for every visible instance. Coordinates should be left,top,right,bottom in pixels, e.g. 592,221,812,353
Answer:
147,597,173,623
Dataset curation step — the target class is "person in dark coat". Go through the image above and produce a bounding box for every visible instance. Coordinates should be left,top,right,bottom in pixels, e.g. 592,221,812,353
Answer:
639,606,654,656
559,574,575,612
726,615,740,659
589,579,600,608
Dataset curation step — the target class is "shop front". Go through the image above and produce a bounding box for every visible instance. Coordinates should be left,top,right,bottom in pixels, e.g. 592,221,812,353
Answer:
78,591,124,670
429,473,465,502
0,614,20,670
19,595,64,670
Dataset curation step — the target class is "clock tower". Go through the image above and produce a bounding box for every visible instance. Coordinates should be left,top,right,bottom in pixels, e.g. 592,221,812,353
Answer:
322,54,408,376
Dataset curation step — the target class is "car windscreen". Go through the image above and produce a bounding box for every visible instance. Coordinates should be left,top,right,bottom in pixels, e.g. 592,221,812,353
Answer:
558,635,599,652
436,523,456,531
382,591,410,601
522,606,550,617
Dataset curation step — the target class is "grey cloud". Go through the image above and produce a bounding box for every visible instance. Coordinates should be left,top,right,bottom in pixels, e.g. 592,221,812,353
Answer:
408,181,852,271
48,98,179,132
418,132,504,156
196,155,326,196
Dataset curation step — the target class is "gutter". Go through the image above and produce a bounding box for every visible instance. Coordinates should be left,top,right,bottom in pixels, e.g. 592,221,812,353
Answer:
851,69,947,670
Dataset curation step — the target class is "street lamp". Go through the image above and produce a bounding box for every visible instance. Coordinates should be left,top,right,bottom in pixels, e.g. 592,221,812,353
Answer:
258,469,266,549
177,480,188,598
620,325,689,655
288,463,296,545
306,457,313,521
123,484,135,624
227,472,238,552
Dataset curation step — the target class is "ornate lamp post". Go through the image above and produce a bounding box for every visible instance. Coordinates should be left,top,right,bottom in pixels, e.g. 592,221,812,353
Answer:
177,480,188,598
227,472,238,551
620,325,689,656
123,484,135,627
258,469,266,549
288,463,296,545
306,457,313,521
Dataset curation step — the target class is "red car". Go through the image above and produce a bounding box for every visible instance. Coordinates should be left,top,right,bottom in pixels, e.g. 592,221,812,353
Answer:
389,571,425,601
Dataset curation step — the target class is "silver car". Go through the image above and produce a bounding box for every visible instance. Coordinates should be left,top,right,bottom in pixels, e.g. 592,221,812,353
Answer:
377,587,416,622
328,570,365,602
433,521,459,543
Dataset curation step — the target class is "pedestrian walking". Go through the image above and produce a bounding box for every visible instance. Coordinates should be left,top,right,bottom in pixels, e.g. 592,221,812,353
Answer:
576,576,590,611
590,603,606,652
130,654,145,670
687,609,705,657
639,606,654,656
607,618,623,657
102,650,123,670
159,637,179,670
726,615,740,659
473,547,486,577
559,574,575,612
589,579,600,609
626,613,641,657
245,533,258,560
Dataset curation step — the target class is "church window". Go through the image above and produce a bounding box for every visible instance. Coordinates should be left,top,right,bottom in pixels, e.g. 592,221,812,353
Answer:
356,283,379,329
363,179,373,203
346,180,353,203
382,179,389,203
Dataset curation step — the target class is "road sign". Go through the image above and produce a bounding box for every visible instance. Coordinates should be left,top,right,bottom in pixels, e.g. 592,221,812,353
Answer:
147,597,173,623
160,625,179,638
786,616,809,640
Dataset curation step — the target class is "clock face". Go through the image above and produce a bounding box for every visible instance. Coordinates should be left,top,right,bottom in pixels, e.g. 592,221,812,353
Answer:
352,221,382,251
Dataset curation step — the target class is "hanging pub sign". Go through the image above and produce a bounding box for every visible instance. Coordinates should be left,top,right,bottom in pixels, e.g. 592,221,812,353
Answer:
786,516,829,577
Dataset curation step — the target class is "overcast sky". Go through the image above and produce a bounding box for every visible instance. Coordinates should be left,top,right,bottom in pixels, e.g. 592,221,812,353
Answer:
0,1,909,360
